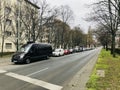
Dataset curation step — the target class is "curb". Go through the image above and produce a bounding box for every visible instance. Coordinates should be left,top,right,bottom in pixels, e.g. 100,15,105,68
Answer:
0,57,11,66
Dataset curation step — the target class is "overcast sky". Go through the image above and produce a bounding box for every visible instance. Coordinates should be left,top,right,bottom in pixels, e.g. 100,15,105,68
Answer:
34,0,97,33
45,0,98,33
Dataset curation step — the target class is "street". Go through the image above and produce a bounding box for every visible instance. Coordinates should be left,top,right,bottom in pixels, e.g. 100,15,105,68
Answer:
0,48,101,90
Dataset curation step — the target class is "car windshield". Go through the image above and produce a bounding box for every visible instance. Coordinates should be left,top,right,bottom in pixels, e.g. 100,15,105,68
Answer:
55,49,61,52
18,44,32,53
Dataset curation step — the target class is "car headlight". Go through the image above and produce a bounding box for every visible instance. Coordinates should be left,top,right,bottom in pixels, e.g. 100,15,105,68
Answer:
20,54,24,59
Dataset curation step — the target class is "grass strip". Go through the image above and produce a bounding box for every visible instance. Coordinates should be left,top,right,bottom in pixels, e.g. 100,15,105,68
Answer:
86,49,120,90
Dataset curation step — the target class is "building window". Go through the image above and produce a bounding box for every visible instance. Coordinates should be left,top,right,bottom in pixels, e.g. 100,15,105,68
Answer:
5,43,12,49
5,31,12,36
5,7,11,15
6,19,12,26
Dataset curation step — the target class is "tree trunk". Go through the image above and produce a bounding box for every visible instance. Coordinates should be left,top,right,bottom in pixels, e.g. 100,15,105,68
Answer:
1,22,5,57
111,34,116,57
32,20,36,43
1,14,6,57
1,35,4,57
106,43,108,51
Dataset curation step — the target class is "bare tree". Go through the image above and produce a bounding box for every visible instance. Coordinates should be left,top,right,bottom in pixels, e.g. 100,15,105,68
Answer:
20,0,40,43
0,1,12,57
94,25,111,50
86,0,120,57
71,27,85,47
108,0,120,57
36,0,59,43
87,27,94,48
36,0,50,42
46,8,60,44
11,2,26,50
58,5,74,48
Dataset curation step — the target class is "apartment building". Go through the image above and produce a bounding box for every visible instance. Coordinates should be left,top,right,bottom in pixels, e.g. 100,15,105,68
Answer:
0,0,40,52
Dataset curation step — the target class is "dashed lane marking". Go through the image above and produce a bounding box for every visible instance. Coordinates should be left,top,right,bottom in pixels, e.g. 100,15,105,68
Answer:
6,72,63,90
0,70,7,73
26,68,48,77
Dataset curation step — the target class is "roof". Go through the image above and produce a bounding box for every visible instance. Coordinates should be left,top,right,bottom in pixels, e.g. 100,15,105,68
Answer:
24,0,40,9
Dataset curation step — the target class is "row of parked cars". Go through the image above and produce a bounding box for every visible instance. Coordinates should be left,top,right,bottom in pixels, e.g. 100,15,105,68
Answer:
11,42,93,64
52,47,85,57
52,49,70,56
52,46,95,57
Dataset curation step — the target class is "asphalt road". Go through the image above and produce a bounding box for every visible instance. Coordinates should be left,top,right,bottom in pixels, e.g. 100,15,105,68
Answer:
0,48,101,90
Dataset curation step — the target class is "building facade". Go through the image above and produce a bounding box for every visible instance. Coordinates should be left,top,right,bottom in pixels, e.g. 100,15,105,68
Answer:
0,0,40,52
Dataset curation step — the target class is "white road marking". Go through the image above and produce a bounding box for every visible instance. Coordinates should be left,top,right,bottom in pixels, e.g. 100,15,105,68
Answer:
6,72,63,90
26,68,48,77
0,70,7,73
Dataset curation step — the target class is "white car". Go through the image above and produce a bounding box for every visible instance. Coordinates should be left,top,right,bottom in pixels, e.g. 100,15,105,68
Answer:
52,49,64,56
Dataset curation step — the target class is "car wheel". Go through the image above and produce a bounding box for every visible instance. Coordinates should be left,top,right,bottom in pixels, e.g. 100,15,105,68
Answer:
14,62,18,64
45,55,49,59
25,58,31,64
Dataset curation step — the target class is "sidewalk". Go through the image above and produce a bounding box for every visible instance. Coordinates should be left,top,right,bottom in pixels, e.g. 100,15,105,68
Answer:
0,57,11,66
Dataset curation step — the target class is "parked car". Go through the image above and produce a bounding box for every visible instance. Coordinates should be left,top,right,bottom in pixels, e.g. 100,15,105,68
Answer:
11,43,52,64
79,46,84,52
64,49,70,55
69,48,73,53
52,48,64,56
73,47,79,52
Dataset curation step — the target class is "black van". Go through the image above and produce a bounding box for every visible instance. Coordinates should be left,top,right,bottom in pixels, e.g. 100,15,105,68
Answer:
11,43,52,64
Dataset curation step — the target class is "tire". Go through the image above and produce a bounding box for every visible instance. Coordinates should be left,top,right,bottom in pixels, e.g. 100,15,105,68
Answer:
14,62,18,64
46,56,50,59
25,58,31,64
